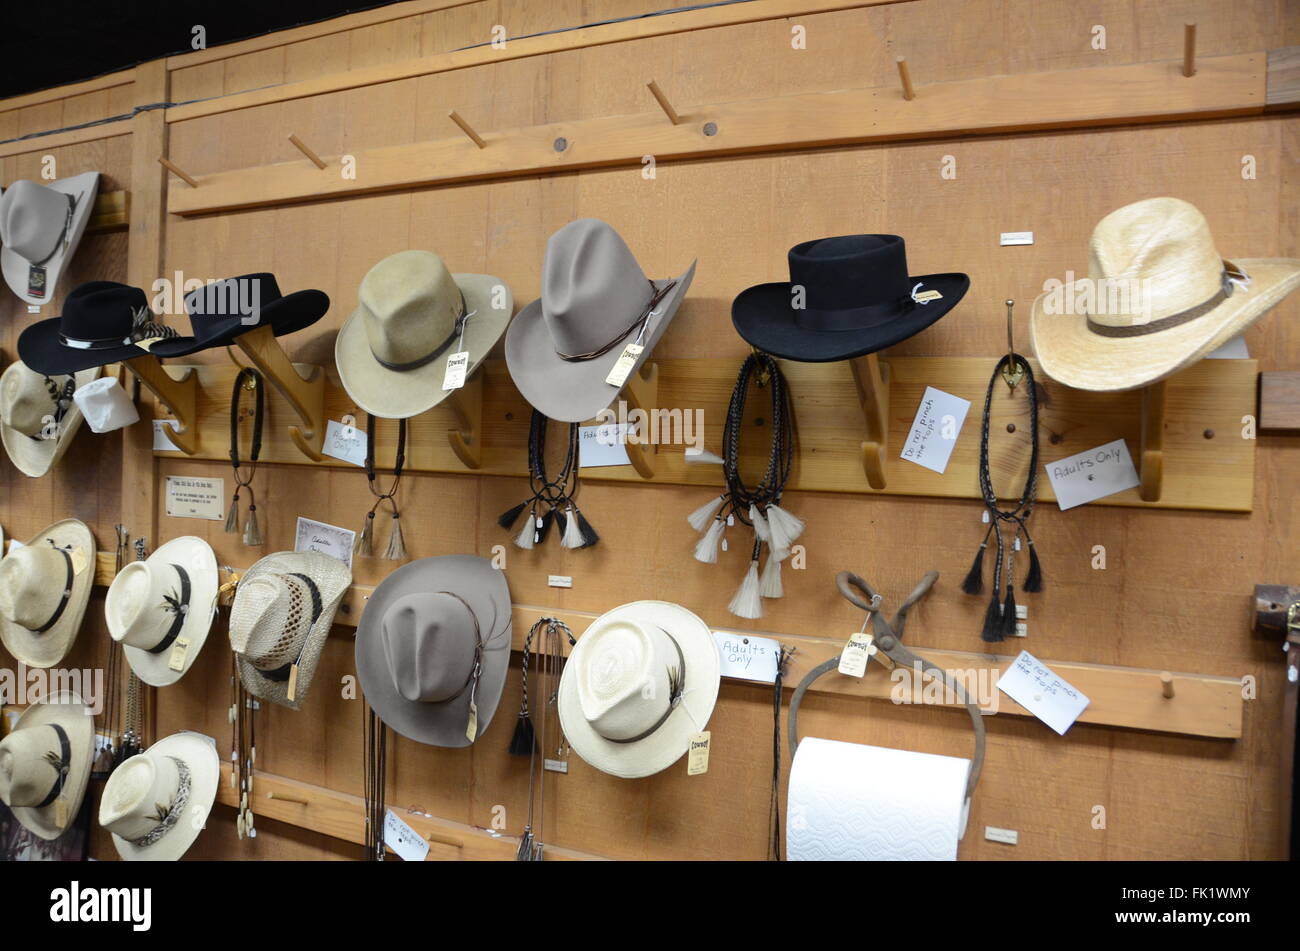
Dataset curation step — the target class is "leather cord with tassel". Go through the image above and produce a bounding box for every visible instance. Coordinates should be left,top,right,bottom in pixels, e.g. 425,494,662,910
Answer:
225,367,265,547
355,414,408,561
498,410,598,551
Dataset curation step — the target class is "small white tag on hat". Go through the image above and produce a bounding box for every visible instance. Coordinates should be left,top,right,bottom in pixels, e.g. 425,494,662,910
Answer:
687,732,711,775
838,631,876,678
465,700,478,743
55,796,69,828
132,337,166,352
286,663,300,703
604,343,644,388
913,289,943,303
27,305,41,314
168,636,191,672
69,547,88,576
442,351,470,391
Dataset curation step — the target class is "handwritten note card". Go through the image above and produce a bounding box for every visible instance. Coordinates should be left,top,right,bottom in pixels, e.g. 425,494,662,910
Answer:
996,649,1090,735
1045,438,1140,510
713,632,780,683
383,810,429,862
164,476,225,520
578,422,631,468
294,516,356,568
900,386,970,474
321,418,367,467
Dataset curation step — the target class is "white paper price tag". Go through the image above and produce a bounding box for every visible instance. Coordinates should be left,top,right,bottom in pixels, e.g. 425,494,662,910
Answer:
168,637,190,672
687,732,711,775
996,649,1091,735
383,809,429,862
604,343,643,387
442,351,470,391
838,632,876,678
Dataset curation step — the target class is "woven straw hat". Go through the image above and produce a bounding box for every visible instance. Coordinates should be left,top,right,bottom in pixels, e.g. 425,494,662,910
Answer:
0,690,94,840
557,600,720,779
1,361,101,478
99,731,219,861
229,551,352,709
1030,197,1300,391
0,519,95,669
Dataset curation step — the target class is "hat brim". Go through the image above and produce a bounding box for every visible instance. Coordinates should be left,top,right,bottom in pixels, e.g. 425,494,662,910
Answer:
354,555,512,747
234,550,352,710
150,289,331,358
558,600,720,779
1030,258,1300,391
505,262,696,423
0,519,96,669
1,172,99,306
109,732,220,861
731,272,969,362
117,537,219,687
1,367,100,478
16,317,182,376
7,691,94,840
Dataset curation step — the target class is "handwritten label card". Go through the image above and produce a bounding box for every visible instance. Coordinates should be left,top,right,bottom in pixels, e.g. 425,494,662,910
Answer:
1045,438,1140,510
900,386,970,474
996,650,1090,735
294,517,356,568
153,419,181,451
321,419,367,467
713,632,780,683
383,810,429,862
578,422,631,468
164,476,225,520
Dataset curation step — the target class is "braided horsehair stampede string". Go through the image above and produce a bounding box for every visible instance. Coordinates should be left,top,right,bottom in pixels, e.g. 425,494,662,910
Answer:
225,367,266,546
515,617,574,861
497,411,598,550
687,351,803,619
355,414,408,561
960,354,1045,641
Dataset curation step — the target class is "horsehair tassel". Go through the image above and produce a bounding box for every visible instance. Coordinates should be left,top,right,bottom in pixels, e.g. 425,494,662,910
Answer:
514,506,536,550
574,505,600,548
1001,583,1018,640
224,492,242,534
1023,533,1044,593
961,522,993,595
759,548,783,599
688,493,726,533
981,593,1005,643
728,546,763,619
694,516,726,564
354,506,377,557
242,501,264,547
560,505,585,549
498,500,529,530
383,511,407,561
749,503,771,543
765,503,804,546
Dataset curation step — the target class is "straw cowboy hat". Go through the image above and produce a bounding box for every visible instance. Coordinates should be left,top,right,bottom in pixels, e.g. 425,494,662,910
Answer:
0,173,100,305
17,281,190,375
149,273,330,358
0,360,100,477
557,600,720,779
732,235,968,362
336,250,513,419
105,536,219,687
229,550,352,710
354,555,512,747
99,731,219,861
1030,197,1300,391
0,519,96,669
0,691,94,840
505,219,696,423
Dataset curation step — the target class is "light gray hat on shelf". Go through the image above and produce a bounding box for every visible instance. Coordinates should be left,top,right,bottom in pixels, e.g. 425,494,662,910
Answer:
0,173,100,305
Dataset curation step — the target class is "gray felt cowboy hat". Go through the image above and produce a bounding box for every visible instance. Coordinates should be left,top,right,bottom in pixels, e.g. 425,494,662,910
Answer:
0,519,96,669
0,690,94,840
505,219,696,423
0,173,100,305
354,555,512,747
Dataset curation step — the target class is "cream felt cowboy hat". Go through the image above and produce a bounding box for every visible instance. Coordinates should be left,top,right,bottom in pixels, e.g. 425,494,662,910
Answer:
505,219,697,423
336,250,513,420
0,519,95,669
557,600,720,779
0,361,101,477
0,173,100,305
1030,197,1300,391
100,731,219,861
0,691,94,840
354,555,512,747
105,536,219,687
229,550,352,710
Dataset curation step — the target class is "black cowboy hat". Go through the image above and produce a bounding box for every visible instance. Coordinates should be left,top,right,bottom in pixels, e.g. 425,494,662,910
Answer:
732,235,968,362
148,273,329,357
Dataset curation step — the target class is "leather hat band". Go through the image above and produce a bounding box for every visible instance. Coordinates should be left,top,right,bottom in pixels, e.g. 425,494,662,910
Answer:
146,564,192,655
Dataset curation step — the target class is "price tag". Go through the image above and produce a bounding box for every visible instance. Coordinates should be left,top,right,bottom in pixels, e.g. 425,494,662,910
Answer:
687,732,711,775
168,636,191,672
383,809,429,862
837,631,876,678
465,700,478,743
913,289,944,302
604,343,643,387
442,351,469,391
69,547,88,576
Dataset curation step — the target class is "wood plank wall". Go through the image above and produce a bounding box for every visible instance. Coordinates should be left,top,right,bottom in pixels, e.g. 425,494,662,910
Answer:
2,0,1298,861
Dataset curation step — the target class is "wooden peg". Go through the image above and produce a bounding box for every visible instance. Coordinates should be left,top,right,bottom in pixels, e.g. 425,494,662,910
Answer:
288,133,327,169
124,355,201,455
646,80,683,124
232,324,327,461
896,57,916,101
426,831,464,849
444,372,484,470
448,110,487,148
1138,379,1167,502
621,361,659,479
1160,671,1175,699
1183,23,1197,78
266,790,309,805
158,156,198,188
849,353,890,490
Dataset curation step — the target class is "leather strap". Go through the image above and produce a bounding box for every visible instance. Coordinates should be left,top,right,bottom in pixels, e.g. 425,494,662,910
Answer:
555,279,675,362
31,543,74,635
1085,263,1248,338
34,723,71,808
146,564,191,655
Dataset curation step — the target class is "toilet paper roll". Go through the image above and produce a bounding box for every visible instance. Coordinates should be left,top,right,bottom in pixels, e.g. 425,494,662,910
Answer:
787,737,970,861
72,377,139,434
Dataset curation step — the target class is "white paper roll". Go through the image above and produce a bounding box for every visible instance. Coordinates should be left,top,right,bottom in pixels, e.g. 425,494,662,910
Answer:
787,737,970,861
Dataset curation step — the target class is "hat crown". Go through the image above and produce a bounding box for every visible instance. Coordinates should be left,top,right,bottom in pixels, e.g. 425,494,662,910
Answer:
0,180,70,261
229,574,312,668
358,251,465,367
184,273,279,326
0,363,65,437
575,618,677,741
56,281,151,345
788,235,913,312
0,544,69,630
541,219,654,355
380,592,477,704
99,752,181,841
105,561,180,650
1086,197,1227,326
0,728,64,809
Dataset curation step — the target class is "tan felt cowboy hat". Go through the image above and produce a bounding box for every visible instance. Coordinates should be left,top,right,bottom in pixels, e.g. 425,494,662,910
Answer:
105,536,219,687
336,250,513,420
354,555,512,747
0,691,94,840
505,219,697,423
1030,196,1300,392
0,173,100,305
100,731,219,861
229,550,352,710
558,600,720,779
0,519,96,669
1,361,101,478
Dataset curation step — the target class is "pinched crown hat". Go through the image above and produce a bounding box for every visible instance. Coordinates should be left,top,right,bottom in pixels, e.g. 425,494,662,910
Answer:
0,519,95,669
0,173,99,304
